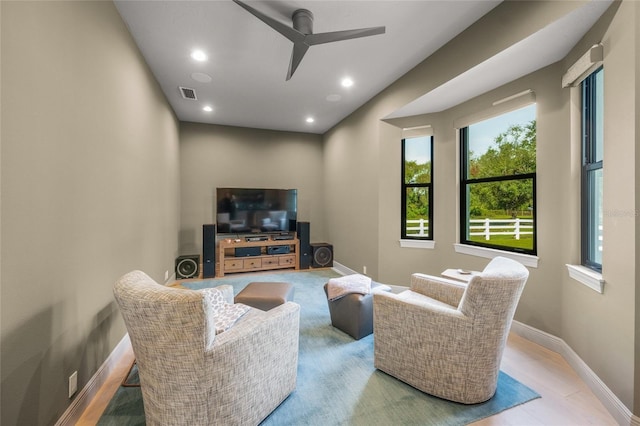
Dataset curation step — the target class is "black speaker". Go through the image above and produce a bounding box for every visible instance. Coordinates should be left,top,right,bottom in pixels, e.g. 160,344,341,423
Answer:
297,221,311,269
311,243,333,268
202,224,216,278
176,254,200,279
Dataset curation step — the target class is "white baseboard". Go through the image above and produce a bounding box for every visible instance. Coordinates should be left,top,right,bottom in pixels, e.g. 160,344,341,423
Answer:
332,261,356,276
55,334,131,426
511,320,639,426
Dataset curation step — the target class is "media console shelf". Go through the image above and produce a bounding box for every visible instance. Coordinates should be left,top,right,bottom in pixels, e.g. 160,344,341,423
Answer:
217,234,300,277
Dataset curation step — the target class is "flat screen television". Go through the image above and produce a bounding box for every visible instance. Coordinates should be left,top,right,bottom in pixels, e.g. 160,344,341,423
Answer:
216,188,297,234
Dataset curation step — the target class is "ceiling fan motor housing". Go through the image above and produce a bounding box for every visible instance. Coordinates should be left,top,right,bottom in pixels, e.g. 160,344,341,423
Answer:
292,9,314,34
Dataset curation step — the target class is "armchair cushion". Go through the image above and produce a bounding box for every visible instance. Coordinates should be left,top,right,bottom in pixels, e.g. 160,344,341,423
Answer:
409,273,467,307
395,289,459,311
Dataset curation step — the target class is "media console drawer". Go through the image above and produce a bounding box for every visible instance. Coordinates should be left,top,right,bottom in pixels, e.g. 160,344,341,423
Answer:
279,255,295,266
243,258,262,269
262,257,280,267
224,259,243,270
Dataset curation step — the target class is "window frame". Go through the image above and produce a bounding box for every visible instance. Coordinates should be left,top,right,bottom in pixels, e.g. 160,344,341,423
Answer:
459,108,537,255
401,136,434,240
581,66,603,272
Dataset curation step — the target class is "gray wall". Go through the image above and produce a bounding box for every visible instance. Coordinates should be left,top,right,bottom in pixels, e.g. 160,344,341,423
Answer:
179,122,325,254
1,2,180,424
324,0,638,413
559,1,637,412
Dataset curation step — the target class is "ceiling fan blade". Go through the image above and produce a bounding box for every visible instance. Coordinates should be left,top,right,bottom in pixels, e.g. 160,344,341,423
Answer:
306,26,385,46
233,0,304,43
286,42,310,81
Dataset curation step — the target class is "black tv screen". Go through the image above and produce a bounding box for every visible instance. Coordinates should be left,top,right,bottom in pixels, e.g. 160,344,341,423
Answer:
216,188,297,234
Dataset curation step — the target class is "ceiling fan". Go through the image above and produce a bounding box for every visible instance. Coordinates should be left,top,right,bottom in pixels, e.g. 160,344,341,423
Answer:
233,0,386,81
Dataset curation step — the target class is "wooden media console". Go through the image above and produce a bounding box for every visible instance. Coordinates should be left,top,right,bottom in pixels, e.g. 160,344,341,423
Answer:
217,234,300,277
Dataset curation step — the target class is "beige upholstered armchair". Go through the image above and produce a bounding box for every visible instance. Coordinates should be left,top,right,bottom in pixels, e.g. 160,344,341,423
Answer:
373,256,529,404
113,270,300,425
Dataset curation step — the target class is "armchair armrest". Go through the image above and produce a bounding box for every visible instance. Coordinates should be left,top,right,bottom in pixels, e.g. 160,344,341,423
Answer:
410,273,467,307
373,291,471,364
373,291,465,321
204,302,301,424
372,291,474,401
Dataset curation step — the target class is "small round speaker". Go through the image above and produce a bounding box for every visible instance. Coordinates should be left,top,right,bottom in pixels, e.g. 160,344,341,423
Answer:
176,255,199,279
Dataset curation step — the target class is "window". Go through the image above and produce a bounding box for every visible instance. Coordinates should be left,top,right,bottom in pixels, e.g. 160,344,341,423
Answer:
581,67,603,271
401,136,433,239
460,104,536,254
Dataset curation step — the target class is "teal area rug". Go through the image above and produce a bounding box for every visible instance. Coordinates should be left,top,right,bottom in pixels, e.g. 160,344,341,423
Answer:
100,269,540,425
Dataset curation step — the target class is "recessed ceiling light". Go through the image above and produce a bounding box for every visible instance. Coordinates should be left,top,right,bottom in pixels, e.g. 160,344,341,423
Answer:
203,105,213,112
306,117,315,123
341,77,354,88
191,72,212,83
191,49,207,62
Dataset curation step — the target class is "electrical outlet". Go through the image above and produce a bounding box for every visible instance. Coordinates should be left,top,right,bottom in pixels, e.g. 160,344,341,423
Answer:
363,266,367,275
165,270,169,281
69,371,78,399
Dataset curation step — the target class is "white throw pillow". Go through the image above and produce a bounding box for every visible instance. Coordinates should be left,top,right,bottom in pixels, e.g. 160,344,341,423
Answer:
202,287,250,346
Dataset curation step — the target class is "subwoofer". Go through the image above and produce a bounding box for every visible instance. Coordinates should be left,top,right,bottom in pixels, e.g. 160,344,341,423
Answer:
311,243,333,268
202,224,216,278
176,254,200,279
297,221,311,269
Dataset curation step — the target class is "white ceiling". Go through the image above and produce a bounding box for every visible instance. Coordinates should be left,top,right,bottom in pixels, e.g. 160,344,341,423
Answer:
114,0,611,135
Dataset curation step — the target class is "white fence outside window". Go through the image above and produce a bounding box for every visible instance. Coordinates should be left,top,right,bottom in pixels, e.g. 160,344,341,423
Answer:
406,218,535,240
469,218,533,240
406,219,429,236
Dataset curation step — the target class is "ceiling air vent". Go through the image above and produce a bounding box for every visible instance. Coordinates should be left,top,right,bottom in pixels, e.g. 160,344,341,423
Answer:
179,86,197,100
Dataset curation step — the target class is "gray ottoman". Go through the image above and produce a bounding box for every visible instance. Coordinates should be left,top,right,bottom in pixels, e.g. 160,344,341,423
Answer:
235,282,294,311
323,282,389,340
